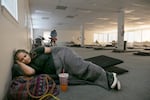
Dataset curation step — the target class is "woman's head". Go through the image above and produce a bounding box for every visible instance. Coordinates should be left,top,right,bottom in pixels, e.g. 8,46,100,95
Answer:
14,49,31,64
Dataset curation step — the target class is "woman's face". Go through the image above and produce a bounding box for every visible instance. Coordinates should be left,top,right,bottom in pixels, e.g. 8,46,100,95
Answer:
17,52,31,64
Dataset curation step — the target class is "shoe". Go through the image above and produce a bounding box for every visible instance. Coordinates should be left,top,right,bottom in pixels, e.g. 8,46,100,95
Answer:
110,73,118,89
116,80,121,90
111,73,121,90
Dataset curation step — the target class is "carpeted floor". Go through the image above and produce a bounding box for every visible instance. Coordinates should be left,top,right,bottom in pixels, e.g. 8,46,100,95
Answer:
57,47,150,100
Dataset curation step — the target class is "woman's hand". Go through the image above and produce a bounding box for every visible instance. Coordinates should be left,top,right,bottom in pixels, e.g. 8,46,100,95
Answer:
16,60,35,76
16,60,22,64
44,47,52,53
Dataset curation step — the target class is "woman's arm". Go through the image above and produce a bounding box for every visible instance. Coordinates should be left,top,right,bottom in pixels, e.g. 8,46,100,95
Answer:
31,46,52,55
16,60,35,76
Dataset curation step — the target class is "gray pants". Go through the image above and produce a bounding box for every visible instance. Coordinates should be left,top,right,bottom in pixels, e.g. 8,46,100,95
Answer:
51,46,111,89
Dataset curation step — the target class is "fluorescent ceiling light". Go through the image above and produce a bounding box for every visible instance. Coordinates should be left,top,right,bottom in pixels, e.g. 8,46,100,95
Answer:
96,17,109,20
125,10,135,14
127,17,140,20
78,9,92,13
132,3,145,7
110,22,117,24
136,22,144,24
95,25,104,27
35,10,51,14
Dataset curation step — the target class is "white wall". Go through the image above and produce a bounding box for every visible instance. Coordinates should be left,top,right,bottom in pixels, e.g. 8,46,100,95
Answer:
0,0,32,99
56,30,95,45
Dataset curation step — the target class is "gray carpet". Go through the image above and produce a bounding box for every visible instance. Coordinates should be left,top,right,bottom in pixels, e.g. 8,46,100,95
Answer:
57,47,150,100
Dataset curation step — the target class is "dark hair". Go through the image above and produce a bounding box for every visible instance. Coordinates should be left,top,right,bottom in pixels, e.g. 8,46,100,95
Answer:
14,49,29,61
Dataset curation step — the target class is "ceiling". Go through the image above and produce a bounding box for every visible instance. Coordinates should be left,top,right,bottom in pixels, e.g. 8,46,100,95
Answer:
29,0,150,32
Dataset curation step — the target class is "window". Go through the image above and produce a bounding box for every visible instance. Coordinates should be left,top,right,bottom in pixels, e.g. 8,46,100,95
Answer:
1,0,18,20
94,33,117,43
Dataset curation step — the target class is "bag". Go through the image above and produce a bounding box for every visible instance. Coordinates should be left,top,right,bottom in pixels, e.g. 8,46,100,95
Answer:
7,74,60,100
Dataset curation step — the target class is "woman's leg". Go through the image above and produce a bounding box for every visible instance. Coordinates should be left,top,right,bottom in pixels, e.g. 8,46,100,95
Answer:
52,47,120,90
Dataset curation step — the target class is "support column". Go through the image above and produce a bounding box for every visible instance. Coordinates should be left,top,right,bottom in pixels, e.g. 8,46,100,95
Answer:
80,24,85,47
116,9,125,51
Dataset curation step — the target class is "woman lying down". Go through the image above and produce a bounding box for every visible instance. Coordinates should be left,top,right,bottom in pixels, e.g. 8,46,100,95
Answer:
13,46,121,90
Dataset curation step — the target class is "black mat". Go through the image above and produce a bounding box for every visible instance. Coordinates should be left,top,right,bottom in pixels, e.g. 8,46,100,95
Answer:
85,55,128,75
85,55,124,68
133,51,150,56
104,66,128,75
